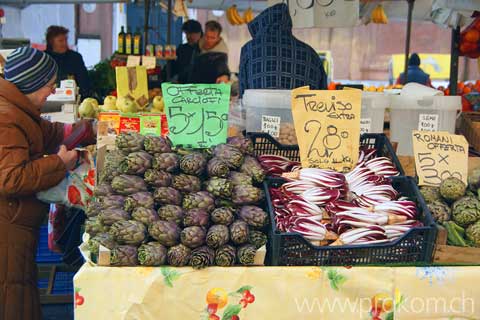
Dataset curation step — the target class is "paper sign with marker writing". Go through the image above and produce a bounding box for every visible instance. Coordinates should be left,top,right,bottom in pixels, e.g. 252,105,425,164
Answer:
412,130,468,186
161,83,231,148
291,88,362,172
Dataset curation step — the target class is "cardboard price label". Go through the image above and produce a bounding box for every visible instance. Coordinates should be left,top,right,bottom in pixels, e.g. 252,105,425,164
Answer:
291,88,362,172
161,83,231,148
412,130,468,186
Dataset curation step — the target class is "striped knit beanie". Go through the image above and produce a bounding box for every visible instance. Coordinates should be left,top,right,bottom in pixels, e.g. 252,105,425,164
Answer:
4,47,58,94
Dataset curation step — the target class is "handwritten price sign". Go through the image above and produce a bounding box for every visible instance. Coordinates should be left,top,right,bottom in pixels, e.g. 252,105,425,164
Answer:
291,87,362,172
161,83,231,148
412,131,468,186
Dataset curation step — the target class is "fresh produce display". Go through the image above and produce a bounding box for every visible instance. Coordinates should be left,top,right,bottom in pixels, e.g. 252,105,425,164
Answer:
226,5,254,26
420,171,480,248
459,16,480,59
86,134,268,268
268,149,421,246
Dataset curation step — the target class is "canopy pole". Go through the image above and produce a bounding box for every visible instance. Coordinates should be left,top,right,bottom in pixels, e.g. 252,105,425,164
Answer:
449,26,461,95
144,0,150,54
403,0,415,84
166,0,173,80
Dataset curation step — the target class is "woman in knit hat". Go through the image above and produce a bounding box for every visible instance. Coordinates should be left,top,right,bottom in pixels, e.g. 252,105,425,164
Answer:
0,47,82,320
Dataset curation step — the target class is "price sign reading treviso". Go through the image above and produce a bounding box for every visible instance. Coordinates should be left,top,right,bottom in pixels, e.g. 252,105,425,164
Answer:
291,87,362,172
412,131,468,186
161,83,231,148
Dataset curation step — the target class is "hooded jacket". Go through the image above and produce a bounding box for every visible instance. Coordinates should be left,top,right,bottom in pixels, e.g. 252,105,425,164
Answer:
239,3,327,96
0,78,67,320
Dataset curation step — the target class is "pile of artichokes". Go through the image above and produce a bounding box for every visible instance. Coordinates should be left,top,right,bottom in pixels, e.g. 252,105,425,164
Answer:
86,133,269,268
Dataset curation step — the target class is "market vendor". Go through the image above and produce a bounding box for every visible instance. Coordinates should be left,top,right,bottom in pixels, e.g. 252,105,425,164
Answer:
45,25,91,97
396,53,432,86
239,3,327,96
0,47,91,320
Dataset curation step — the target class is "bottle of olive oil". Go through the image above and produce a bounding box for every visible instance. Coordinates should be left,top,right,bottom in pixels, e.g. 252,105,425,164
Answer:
118,26,125,54
125,27,133,55
133,28,142,55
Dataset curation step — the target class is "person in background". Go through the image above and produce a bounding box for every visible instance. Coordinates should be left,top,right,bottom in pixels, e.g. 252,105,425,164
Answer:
239,3,327,96
45,25,91,97
173,20,203,83
0,47,94,320
396,53,432,86
189,20,230,84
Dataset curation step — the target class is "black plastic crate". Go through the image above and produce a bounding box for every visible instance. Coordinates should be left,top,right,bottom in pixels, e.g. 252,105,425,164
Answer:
246,132,405,176
265,176,436,266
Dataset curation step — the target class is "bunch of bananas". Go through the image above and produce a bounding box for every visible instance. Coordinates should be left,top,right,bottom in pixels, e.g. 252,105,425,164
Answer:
226,6,254,25
371,4,388,24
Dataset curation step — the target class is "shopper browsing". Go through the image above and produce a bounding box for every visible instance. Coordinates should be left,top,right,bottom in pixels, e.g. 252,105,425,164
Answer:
396,53,432,86
173,20,203,83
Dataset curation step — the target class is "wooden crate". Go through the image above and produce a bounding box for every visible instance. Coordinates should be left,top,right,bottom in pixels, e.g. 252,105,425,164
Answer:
458,112,480,153
433,225,480,265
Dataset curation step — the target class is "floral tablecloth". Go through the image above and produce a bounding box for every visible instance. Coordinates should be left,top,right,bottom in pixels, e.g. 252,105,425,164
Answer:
74,264,479,320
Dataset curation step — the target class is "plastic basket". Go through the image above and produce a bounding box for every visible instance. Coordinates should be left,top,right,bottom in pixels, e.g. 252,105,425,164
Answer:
38,271,75,295
246,132,405,176
36,225,63,263
265,176,436,266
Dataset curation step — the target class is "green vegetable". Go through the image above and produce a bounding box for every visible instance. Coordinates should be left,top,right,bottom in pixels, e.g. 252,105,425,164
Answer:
444,221,469,247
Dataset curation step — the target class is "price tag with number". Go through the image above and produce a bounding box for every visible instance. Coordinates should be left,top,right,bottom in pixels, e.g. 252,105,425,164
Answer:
161,83,231,148
291,87,362,172
412,130,468,186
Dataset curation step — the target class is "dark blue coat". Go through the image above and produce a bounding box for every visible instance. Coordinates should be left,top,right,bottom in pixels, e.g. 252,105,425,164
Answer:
398,65,431,85
239,3,327,97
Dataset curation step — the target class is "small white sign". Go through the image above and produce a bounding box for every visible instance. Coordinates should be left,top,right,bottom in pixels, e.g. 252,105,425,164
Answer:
418,114,439,132
126,55,141,67
360,118,372,134
261,115,281,138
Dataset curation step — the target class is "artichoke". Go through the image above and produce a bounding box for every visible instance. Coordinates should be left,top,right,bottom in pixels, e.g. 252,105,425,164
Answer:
152,153,180,173
420,186,442,204
210,207,235,226
468,168,480,194
98,208,130,226
124,192,155,212
116,132,145,154
180,226,206,249
172,174,202,193
206,225,229,249
238,206,269,228
182,191,216,212
249,230,268,249
110,245,138,266
94,183,114,197
85,217,108,236
99,150,124,183
213,144,244,169
179,152,207,176
440,177,467,203
230,220,250,245
207,157,230,178
138,242,167,266
237,244,257,265
167,244,191,267
205,177,233,199
153,187,183,206
466,220,480,247
240,156,266,184
144,169,172,188
88,233,116,257
452,196,480,227
99,195,125,210
183,209,210,227
228,171,253,187
232,185,265,205
190,245,215,269
132,207,159,226
215,198,236,209
149,220,181,247
144,136,172,154
86,200,103,218
109,220,147,245
157,205,184,225
111,175,148,195
214,244,236,266
427,201,451,223
227,136,254,155
119,151,152,175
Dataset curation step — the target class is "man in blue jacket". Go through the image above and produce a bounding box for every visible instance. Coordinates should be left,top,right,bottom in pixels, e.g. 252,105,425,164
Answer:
396,53,432,86
239,3,327,97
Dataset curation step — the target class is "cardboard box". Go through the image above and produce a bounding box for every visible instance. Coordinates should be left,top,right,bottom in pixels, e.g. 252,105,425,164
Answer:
40,104,78,124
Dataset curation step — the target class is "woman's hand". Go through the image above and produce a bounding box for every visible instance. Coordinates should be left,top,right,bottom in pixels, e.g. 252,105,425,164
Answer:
57,145,78,171
216,75,229,84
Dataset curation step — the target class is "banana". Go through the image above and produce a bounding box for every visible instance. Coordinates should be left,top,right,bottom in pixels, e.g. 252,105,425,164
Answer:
244,7,254,23
231,5,244,25
371,4,388,24
226,7,236,25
